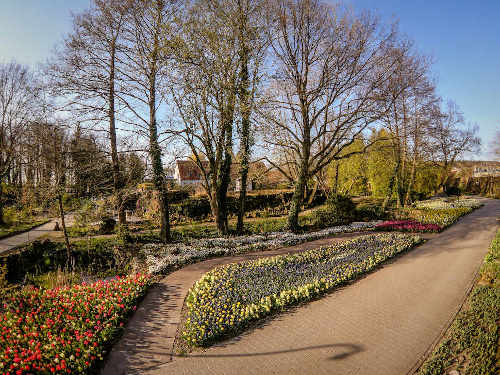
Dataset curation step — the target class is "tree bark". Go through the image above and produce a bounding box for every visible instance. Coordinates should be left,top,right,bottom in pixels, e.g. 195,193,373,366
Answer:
146,4,170,244
148,84,171,243
236,25,251,235
288,167,307,232
382,150,400,210
0,184,4,226
109,40,126,226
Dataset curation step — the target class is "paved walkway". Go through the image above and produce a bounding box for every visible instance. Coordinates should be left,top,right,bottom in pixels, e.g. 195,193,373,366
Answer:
102,199,500,375
0,214,76,254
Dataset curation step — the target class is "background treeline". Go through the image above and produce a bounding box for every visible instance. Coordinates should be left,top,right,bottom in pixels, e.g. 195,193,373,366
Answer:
0,0,487,242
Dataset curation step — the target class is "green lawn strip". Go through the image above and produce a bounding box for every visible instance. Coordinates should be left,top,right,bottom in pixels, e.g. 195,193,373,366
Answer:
181,233,422,348
418,229,500,375
0,219,50,240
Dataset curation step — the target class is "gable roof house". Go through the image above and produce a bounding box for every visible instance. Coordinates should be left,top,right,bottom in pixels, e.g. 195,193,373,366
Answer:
174,160,209,186
173,159,268,191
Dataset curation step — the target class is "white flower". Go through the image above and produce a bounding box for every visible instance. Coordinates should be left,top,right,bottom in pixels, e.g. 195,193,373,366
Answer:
142,221,380,274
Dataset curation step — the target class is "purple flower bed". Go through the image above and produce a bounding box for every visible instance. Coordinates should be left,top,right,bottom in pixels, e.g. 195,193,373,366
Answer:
375,220,442,233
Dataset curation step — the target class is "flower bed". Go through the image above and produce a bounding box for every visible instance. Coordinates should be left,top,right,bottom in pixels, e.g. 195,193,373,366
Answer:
407,207,473,228
414,197,481,210
0,274,151,374
182,233,422,347
375,220,442,233
142,221,379,274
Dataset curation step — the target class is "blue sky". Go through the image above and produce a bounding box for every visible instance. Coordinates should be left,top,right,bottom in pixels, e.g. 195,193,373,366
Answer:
0,0,498,158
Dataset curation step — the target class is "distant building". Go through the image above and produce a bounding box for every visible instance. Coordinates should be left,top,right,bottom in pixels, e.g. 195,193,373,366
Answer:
452,161,500,178
174,160,209,186
173,159,268,191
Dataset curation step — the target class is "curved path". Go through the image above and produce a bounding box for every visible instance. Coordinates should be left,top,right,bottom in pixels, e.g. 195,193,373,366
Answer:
102,199,500,375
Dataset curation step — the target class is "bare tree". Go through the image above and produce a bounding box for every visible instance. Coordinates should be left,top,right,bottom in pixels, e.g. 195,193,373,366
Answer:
378,44,436,208
234,0,268,234
429,101,481,191
47,0,131,225
171,0,242,234
118,0,175,242
261,0,399,231
0,62,37,225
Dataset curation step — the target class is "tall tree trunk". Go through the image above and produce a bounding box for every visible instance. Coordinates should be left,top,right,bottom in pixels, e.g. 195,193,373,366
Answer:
0,183,4,226
215,184,229,234
147,14,170,244
216,109,234,235
148,85,170,243
57,193,72,269
288,166,307,232
405,156,417,206
236,31,251,235
382,147,401,210
288,104,311,232
334,163,339,194
109,40,126,225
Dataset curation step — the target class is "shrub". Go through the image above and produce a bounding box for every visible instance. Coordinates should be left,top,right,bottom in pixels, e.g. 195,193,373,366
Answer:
98,217,116,234
326,194,356,220
0,274,150,374
182,233,421,347
311,194,356,228
167,191,328,222
117,224,132,245
355,204,387,221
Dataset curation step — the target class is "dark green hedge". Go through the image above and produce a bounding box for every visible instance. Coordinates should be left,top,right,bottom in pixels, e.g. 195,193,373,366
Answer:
171,191,327,220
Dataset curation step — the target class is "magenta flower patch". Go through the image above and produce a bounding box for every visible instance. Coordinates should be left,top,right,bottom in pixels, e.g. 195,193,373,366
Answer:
375,220,442,233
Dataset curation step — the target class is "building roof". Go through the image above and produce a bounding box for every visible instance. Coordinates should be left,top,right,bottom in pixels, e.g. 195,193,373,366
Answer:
175,160,209,181
175,159,268,182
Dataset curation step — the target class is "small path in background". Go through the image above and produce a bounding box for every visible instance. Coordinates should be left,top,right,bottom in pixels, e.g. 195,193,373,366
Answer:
102,198,500,375
0,214,75,254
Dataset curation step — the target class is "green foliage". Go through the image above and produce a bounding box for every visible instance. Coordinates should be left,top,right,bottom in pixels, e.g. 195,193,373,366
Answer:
412,164,441,198
0,262,9,297
98,216,117,234
117,224,132,245
355,203,387,221
328,138,368,195
480,229,500,286
366,129,395,198
167,191,327,223
311,194,356,227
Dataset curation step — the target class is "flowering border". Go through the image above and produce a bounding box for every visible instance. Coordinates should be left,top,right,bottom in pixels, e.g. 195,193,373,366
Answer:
0,274,151,374
181,233,422,347
142,221,379,274
374,220,442,233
